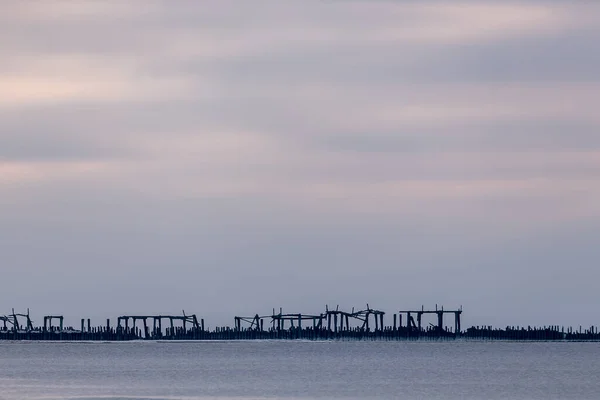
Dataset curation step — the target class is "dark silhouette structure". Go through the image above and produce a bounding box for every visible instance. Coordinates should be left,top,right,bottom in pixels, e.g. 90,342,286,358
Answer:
399,305,462,336
116,312,203,339
1,304,599,341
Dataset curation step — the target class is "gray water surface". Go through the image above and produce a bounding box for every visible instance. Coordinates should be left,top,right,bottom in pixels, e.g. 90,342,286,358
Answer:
1,341,599,400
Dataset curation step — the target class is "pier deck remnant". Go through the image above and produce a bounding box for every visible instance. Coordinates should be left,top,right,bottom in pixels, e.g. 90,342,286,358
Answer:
117,312,202,338
399,305,462,335
44,315,64,331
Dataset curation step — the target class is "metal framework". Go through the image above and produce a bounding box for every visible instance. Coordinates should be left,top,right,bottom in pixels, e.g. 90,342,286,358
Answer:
322,304,385,332
117,311,202,338
44,315,64,331
235,305,387,332
234,314,265,331
269,308,326,330
398,305,462,334
1,309,34,331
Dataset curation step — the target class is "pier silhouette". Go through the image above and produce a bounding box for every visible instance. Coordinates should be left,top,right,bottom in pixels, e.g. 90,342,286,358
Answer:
2,305,599,341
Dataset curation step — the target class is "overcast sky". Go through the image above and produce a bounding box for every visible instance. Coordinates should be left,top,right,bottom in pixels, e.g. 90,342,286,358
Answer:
1,1,599,329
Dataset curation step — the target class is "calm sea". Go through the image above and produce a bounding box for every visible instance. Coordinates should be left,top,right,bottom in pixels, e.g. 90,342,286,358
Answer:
1,341,599,400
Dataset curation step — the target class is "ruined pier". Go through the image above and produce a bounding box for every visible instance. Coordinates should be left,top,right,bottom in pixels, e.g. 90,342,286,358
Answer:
2,305,599,342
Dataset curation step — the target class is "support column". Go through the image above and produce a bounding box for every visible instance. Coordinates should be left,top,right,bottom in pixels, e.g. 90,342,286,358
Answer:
143,318,149,338
455,312,461,334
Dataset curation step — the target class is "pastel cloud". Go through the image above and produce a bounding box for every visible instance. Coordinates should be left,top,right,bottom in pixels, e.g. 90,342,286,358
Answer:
1,1,599,326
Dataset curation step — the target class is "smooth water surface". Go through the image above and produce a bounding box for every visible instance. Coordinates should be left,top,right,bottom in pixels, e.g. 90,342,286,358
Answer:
1,341,599,400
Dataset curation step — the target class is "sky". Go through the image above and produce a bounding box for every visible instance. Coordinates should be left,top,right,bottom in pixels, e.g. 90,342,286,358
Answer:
1,1,599,329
